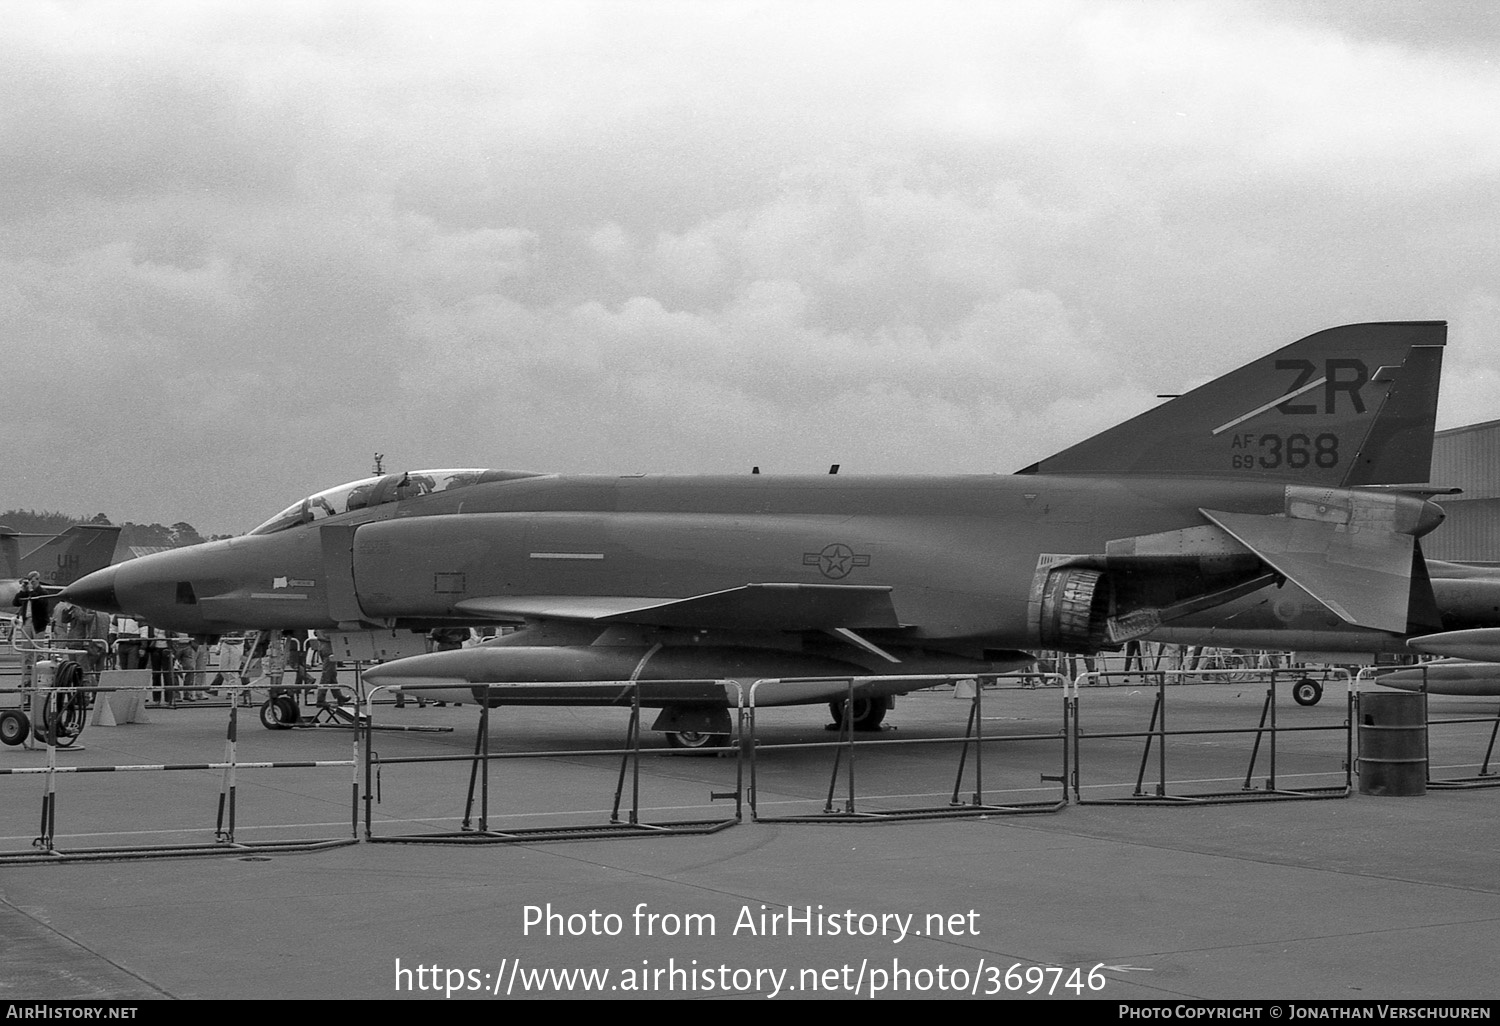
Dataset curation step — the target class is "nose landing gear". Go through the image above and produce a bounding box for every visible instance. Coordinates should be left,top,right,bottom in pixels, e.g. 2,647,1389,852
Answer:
259,692,301,730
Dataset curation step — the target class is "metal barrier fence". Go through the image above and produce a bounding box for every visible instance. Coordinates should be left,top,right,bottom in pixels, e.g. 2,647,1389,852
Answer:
359,682,743,844
1356,666,1500,790
0,681,358,864
747,673,1070,822
11,657,1500,861
1071,667,1354,804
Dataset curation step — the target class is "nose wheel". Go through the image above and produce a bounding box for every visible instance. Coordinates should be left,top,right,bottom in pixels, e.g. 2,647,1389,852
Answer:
259,694,302,729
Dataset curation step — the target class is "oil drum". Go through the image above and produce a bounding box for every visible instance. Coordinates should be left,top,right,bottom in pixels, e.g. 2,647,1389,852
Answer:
1357,691,1427,796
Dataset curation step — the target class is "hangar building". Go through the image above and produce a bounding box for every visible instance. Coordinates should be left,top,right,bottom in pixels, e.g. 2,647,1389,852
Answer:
1425,418,1500,562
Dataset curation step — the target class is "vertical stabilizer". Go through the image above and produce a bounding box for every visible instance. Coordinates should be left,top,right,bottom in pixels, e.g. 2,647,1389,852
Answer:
0,528,20,580
1019,321,1446,487
16,525,123,589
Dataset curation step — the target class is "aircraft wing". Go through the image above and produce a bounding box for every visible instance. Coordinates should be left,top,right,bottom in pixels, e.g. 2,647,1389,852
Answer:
454,583,901,631
1200,508,1414,633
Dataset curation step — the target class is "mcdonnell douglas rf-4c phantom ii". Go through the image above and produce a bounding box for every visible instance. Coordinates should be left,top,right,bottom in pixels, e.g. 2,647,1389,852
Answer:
64,321,1500,744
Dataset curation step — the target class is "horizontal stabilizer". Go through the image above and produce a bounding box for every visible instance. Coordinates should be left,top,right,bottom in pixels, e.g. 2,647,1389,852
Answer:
1201,509,1414,633
456,583,901,631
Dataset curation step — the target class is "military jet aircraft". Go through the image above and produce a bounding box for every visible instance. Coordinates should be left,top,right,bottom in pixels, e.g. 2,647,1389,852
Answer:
1,524,122,610
66,321,1482,744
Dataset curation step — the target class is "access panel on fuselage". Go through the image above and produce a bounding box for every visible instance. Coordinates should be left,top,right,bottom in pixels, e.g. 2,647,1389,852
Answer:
349,513,533,619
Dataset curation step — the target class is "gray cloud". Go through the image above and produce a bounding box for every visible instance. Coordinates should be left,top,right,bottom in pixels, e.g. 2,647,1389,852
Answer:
3,0,1498,534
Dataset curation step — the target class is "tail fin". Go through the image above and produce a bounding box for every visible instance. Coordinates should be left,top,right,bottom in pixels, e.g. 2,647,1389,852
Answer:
1019,321,1446,487
0,527,19,580
14,525,122,588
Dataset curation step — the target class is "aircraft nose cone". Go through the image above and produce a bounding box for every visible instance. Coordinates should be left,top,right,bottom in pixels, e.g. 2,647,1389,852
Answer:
63,566,122,615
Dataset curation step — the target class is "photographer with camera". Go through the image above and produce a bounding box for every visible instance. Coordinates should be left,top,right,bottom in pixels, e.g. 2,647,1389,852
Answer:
11,571,50,696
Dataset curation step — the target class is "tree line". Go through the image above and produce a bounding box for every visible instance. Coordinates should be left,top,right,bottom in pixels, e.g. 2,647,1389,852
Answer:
0,509,231,548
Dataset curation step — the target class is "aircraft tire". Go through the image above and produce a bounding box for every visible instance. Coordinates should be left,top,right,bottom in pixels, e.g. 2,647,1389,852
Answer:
0,710,30,747
260,696,300,730
828,697,888,732
665,730,729,750
1292,678,1323,706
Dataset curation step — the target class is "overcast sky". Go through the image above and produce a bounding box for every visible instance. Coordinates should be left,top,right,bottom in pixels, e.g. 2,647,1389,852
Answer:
4,0,1499,536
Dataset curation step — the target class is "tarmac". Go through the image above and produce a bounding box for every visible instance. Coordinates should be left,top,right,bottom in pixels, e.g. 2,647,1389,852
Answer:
2,678,1499,1002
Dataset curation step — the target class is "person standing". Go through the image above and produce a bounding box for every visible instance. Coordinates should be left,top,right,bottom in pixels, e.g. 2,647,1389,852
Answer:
285,631,314,704
310,631,350,707
11,571,50,689
165,633,194,702
81,608,112,679
142,625,173,704
178,635,212,701
209,633,244,699
113,616,143,670
50,599,88,662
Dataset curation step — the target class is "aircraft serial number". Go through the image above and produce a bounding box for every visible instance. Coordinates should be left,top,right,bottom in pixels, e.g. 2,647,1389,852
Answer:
1229,433,1339,470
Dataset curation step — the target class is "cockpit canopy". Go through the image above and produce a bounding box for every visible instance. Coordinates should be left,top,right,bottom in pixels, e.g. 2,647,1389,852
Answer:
249,469,534,536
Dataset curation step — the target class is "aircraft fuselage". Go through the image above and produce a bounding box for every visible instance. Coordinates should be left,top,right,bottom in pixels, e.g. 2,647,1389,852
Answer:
67,471,1441,657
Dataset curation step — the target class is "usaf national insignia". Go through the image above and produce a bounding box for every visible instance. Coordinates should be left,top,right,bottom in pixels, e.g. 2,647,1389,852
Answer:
803,542,871,580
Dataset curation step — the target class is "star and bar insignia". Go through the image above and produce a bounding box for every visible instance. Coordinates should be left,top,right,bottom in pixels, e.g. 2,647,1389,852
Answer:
802,543,871,580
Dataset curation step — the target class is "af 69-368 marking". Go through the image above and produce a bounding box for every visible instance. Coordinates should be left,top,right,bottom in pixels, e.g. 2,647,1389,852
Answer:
1229,433,1339,470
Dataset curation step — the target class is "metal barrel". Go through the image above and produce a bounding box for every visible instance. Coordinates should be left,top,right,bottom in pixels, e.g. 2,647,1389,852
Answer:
1357,692,1427,797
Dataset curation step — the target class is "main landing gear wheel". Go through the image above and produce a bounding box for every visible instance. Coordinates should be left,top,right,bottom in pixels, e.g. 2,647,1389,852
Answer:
0,709,30,747
1292,678,1323,706
666,730,730,750
259,694,301,730
829,697,888,732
